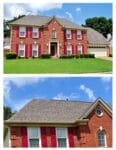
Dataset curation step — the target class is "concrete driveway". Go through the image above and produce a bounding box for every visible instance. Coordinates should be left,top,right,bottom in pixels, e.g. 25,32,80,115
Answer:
97,56,112,61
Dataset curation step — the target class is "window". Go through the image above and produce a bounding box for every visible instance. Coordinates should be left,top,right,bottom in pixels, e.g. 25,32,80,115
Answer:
28,128,40,147
77,30,82,40
97,130,107,147
66,30,72,39
56,128,67,147
67,45,72,55
51,30,56,38
96,107,103,117
77,45,82,54
18,44,25,57
33,27,39,38
32,44,38,57
19,26,26,37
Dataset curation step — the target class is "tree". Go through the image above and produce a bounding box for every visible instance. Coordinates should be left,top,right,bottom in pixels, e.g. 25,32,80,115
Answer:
83,17,112,38
4,15,25,38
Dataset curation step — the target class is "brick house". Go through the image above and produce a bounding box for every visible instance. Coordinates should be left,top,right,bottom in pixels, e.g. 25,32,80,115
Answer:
10,15,109,58
5,98,112,148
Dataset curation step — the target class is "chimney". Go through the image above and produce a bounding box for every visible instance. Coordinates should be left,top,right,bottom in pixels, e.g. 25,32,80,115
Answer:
107,33,111,41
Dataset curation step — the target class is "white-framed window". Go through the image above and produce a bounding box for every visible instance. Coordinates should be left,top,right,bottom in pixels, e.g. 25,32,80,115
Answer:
28,128,40,147
56,128,68,148
19,26,26,37
32,44,38,57
77,30,82,40
66,30,72,39
97,130,107,147
51,30,56,39
77,45,83,54
33,27,39,38
67,45,72,55
18,44,25,57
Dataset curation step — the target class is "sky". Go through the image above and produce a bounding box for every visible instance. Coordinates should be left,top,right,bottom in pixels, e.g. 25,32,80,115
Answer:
4,77,112,111
4,3,112,25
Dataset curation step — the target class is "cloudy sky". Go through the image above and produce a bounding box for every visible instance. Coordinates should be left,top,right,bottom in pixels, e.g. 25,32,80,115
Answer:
4,3,112,25
4,77,112,111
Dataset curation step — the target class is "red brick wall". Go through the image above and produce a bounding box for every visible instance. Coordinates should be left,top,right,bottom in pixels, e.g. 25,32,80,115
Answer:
11,19,87,57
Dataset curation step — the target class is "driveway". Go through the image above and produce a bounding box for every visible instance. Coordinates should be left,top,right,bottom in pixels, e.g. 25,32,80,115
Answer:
97,56,112,61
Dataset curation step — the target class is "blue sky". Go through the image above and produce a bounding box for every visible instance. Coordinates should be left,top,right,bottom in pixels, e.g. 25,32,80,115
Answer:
4,3,112,25
4,77,112,111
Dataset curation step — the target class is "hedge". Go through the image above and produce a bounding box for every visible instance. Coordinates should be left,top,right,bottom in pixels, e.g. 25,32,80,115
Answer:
59,55,75,59
5,52,17,59
40,54,51,58
109,54,112,57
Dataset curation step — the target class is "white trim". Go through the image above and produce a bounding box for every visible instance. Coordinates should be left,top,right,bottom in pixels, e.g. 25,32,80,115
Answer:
32,27,39,38
18,44,25,57
8,127,11,147
66,29,72,39
97,130,107,147
27,127,41,148
32,44,38,57
77,30,82,40
19,26,26,38
56,127,69,148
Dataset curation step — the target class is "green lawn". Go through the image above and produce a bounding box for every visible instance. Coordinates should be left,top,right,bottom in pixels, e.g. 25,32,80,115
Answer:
4,58,112,74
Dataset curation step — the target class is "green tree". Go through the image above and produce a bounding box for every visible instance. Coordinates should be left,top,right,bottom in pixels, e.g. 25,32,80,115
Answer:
4,15,25,38
83,17,112,38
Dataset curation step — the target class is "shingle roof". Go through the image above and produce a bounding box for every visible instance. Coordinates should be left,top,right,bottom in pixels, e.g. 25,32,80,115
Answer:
87,27,109,47
6,99,93,124
10,15,86,30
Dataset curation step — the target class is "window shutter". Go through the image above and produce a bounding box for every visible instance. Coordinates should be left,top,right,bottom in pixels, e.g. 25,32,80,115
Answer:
75,45,77,55
50,127,57,147
41,127,47,147
26,27,28,38
29,44,32,57
39,28,40,38
21,127,28,147
68,127,75,147
39,44,41,55
16,44,18,56
16,26,19,37
64,45,67,55
72,45,74,54
82,45,84,54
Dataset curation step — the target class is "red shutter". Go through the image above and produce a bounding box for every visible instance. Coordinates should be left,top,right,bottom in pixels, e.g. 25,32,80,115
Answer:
16,44,18,56
68,127,75,147
75,30,77,40
21,127,28,147
82,45,84,54
25,44,28,58
64,45,67,55
41,127,47,147
75,45,77,55
50,127,57,147
29,44,32,57
72,45,74,55
16,26,19,37
29,27,32,38
39,44,41,56
26,27,28,38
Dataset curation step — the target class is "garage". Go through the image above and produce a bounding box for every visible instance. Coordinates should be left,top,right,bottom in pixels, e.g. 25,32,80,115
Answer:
88,48,108,57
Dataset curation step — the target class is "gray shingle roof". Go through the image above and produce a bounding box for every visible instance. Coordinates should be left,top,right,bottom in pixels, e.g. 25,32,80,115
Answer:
87,27,109,47
6,99,93,124
10,15,86,30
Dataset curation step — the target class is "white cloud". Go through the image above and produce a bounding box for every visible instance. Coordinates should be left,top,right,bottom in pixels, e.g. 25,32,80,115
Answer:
101,77,112,83
80,84,96,101
4,80,11,101
76,7,81,12
53,92,79,100
65,11,73,20
4,3,63,20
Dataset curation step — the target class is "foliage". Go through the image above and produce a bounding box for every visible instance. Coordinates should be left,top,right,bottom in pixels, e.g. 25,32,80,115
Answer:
40,54,51,58
5,52,17,59
4,15,25,37
59,55,75,59
109,54,112,57
4,58,112,73
83,17,112,38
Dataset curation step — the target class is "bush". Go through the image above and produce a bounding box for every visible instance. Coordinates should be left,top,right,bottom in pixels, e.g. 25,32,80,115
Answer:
76,54,95,58
5,52,17,59
40,54,51,58
60,55,75,59
109,54,112,57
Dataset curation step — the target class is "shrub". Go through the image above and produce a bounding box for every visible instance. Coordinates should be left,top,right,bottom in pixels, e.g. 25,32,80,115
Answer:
60,55,75,59
75,55,79,58
5,52,17,59
40,54,51,58
109,54,112,57
76,54,95,58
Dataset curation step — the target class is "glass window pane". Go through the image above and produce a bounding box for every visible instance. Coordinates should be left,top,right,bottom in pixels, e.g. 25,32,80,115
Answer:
29,139,39,147
57,128,66,138
98,131,105,147
58,138,66,147
28,128,39,138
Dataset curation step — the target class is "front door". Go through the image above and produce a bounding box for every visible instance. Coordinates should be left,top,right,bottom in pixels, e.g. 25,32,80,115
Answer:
50,42,57,56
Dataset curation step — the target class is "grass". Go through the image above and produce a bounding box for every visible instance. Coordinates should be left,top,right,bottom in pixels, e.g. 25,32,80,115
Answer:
4,58,112,74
